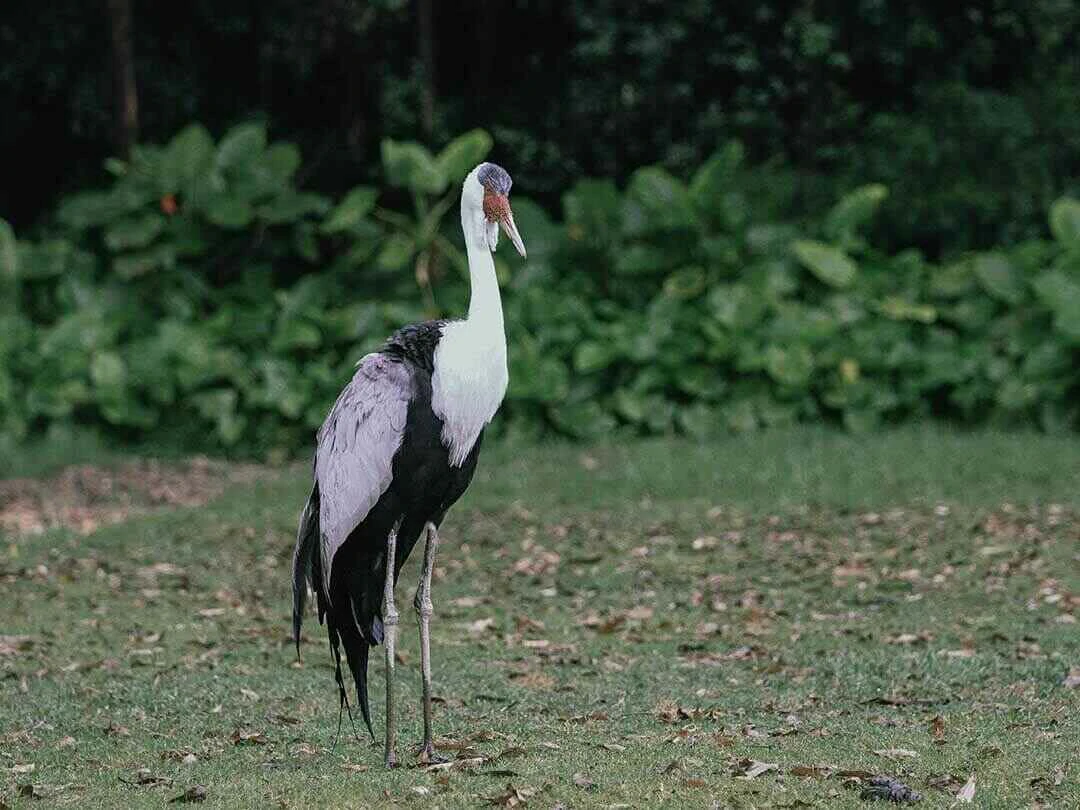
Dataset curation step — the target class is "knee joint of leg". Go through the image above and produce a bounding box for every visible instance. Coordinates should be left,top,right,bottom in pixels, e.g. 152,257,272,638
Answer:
413,593,433,617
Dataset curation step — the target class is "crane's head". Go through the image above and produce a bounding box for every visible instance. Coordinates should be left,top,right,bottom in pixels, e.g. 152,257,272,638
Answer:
462,162,527,259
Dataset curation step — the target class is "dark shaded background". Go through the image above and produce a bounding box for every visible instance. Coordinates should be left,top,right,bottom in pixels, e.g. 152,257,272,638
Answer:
4,0,1079,256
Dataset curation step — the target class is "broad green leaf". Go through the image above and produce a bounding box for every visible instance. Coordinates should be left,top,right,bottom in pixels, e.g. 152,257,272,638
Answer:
1049,197,1080,246
262,143,302,184
708,283,765,329
203,194,254,229
216,122,267,171
104,214,166,250
381,139,446,194
690,141,745,212
436,129,493,184
622,166,695,234
56,191,126,230
878,297,937,323
160,123,216,198
615,244,670,275
764,344,814,387
677,402,717,439
791,240,857,288
257,192,330,225
90,351,126,393
973,253,1024,304
113,245,176,278
824,184,888,243
549,400,616,438
663,266,706,299
376,233,415,271
573,341,614,373
1032,269,1080,342
322,186,378,233
191,388,246,445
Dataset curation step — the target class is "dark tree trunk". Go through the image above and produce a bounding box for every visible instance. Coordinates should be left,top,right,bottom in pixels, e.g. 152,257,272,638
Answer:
106,0,139,158
417,0,435,140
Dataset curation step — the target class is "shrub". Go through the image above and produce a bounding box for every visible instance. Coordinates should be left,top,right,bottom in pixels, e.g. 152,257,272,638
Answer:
2,125,1079,456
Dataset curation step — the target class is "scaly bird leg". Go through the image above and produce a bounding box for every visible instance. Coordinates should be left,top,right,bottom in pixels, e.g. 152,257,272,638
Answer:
382,527,399,769
414,521,445,763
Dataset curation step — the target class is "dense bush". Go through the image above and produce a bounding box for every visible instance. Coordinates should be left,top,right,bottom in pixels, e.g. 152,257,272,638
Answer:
2,124,1079,456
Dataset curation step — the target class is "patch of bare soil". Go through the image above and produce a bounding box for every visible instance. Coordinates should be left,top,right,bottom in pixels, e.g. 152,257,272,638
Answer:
0,458,269,536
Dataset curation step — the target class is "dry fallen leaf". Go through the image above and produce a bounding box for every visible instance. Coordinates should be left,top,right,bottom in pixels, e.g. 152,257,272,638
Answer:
229,728,268,746
930,714,946,743
734,759,778,779
954,774,976,804
873,748,918,759
0,635,33,656
1063,667,1080,689
572,772,595,789
169,785,207,803
486,783,535,807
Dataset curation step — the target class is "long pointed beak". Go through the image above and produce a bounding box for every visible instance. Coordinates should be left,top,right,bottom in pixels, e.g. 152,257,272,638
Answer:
499,211,527,259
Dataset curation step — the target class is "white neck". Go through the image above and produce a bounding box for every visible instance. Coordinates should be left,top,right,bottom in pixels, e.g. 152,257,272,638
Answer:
426,199,509,467
461,205,505,331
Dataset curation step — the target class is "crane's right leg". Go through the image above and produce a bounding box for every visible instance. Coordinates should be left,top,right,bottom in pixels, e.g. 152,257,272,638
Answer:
414,522,445,763
382,527,399,769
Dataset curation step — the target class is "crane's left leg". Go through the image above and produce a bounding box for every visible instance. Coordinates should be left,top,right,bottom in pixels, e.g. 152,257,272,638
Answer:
382,527,399,769
414,521,445,762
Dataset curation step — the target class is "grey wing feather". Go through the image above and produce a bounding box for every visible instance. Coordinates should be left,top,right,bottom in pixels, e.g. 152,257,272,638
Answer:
315,352,412,597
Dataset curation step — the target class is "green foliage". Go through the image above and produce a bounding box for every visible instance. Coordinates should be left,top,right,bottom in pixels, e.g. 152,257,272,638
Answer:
4,126,1080,455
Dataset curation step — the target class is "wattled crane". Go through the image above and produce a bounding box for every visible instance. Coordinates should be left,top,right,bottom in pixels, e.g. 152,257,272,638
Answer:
292,163,526,768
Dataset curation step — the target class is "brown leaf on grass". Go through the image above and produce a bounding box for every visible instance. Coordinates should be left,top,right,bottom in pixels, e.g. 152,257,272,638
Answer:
103,720,131,737
572,772,595,789
580,611,625,634
930,714,946,743
450,595,487,608
510,547,560,577
486,783,534,807
684,777,707,788
1063,667,1080,689
491,746,527,762
514,615,545,633
954,773,976,803
467,617,498,636
56,737,76,748
0,635,33,656
874,748,918,759
125,768,173,788
734,759,778,779
169,785,207,803
886,631,934,645
509,671,555,689
925,773,964,791
229,728,268,746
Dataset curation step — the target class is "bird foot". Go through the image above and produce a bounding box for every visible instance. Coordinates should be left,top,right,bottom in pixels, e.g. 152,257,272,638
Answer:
418,744,448,765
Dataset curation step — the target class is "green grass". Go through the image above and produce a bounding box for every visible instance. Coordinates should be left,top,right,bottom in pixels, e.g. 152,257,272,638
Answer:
2,427,1078,808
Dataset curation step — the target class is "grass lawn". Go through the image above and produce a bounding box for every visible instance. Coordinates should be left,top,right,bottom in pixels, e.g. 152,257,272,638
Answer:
2,427,1078,808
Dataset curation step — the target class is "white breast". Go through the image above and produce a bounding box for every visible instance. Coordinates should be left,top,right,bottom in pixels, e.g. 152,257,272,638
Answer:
430,320,508,467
